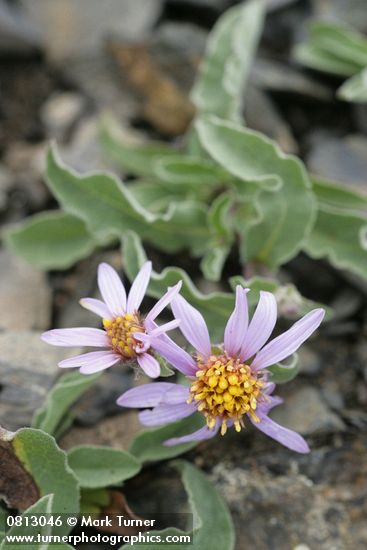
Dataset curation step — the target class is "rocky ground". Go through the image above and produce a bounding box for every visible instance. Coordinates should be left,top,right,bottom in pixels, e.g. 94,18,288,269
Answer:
0,0,366,548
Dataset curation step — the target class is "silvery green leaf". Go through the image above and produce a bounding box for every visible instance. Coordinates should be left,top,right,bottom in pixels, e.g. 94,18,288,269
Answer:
67,445,141,489
129,414,205,463
337,67,367,103
123,461,235,550
268,353,299,384
312,176,367,215
32,371,101,437
304,203,367,280
4,211,97,270
200,193,234,281
99,115,177,176
191,0,265,121
46,145,210,256
196,116,316,267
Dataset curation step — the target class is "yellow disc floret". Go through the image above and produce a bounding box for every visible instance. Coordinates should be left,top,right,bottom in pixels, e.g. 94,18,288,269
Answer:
103,313,145,359
188,354,265,435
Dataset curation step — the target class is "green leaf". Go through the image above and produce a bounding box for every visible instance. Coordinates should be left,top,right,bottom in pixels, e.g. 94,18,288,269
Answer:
268,353,299,384
200,193,234,281
4,211,97,270
191,0,265,121
32,371,101,438
128,181,179,213
123,461,235,549
312,176,367,215
46,145,209,256
99,115,177,176
11,428,79,535
294,22,367,77
304,203,367,280
67,445,141,489
129,414,205,463
0,494,54,550
122,231,235,341
337,67,367,103
196,116,316,267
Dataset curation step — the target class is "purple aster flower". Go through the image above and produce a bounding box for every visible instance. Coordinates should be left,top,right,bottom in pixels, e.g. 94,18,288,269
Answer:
42,262,181,378
117,287,325,453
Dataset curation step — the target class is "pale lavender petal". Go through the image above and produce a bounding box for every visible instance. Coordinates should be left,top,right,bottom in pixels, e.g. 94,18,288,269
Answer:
171,294,211,358
149,319,180,337
240,291,277,362
164,422,220,446
117,383,189,408
98,263,126,317
127,261,152,313
79,353,121,374
137,353,160,378
79,298,112,319
145,282,182,322
224,286,249,357
251,308,325,371
133,332,151,353
148,334,197,376
59,350,119,369
251,415,310,454
41,328,109,348
139,402,194,426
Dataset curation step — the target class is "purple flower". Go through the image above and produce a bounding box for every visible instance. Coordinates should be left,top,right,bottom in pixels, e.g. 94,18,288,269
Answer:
42,262,181,378
117,287,325,453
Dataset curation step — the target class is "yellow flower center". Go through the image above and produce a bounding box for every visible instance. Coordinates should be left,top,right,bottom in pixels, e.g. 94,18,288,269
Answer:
188,354,264,435
103,313,145,359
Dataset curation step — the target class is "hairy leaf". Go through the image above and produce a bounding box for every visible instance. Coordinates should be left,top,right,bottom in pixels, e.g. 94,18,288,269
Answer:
196,116,316,267
338,67,367,103
304,204,367,280
32,371,101,438
4,211,97,270
123,461,235,549
191,0,265,121
312,176,367,215
67,446,141,489
46,145,209,256
129,414,205,463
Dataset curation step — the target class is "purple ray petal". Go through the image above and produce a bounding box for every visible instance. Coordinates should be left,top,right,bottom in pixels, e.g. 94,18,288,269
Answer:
127,261,152,313
224,286,249,357
164,422,219,446
78,353,121,374
59,350,119,369
79,298,112,319
171,294,211,358
149,319,180,337
117,382,189,408
97,263,126,317
145,282,182,322
41,327,109,348
139,402,194,427
251,414,310,453
148,334,197,376
137,353,160,378
240,291,277,362
251,308,325,371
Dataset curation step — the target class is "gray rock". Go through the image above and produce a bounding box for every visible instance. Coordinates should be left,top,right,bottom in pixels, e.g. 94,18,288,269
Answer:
298,346,322,375
22,0,162,61
271,386,345,435
252,59,333,100
307,134,367,189
0,331,79,431
245,85,298,153
40,92,86,141
0,250,51,331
